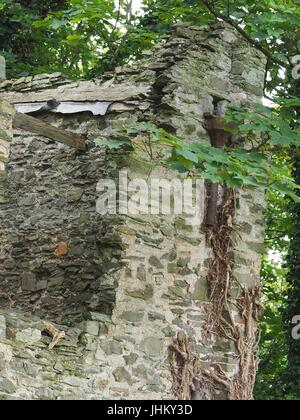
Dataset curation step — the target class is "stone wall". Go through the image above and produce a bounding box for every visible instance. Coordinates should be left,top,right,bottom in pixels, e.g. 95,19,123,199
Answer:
0,112,127,323
0,98,14,203
0,23,267,400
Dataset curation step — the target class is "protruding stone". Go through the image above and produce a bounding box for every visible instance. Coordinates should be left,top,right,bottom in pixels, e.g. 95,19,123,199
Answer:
125,284,153,301
84,321,99,336
100,340,122,355
15,328,42,345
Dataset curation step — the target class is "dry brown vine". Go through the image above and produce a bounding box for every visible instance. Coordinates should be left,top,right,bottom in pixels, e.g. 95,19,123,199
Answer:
170,186,263,400
204,186,262,400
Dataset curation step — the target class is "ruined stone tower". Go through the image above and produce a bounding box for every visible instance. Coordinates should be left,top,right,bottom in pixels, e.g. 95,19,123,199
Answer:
0,23,266,400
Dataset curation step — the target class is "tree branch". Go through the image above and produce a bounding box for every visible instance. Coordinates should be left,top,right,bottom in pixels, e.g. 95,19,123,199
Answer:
202,0,290,69
111,0,121,37
126,0,134,25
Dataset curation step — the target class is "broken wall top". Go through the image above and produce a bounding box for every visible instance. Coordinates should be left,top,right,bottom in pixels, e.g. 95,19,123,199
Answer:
0,22,266,125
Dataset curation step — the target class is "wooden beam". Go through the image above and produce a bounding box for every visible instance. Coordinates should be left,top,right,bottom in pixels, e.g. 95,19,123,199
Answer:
13,112,87,151
203,113,237,226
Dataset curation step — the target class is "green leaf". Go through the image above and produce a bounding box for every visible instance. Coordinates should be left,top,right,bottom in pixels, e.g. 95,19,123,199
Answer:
51,18,66,29
95,138,131,149
175,147,198,164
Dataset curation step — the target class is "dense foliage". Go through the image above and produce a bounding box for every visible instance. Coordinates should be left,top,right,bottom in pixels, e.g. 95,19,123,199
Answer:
0,0,300,400
0,0,69,77
0,0,160,78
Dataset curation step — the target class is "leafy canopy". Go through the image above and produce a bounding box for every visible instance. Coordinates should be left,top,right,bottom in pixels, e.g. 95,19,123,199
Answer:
96,103,300,202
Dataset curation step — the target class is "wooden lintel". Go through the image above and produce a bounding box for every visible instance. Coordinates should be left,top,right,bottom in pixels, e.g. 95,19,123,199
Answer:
1,84,150,104
203,113,237,226
13,112,87,151
203,113,236,148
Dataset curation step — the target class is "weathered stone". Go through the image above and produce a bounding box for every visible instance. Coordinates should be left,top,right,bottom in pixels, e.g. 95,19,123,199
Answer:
100,340,123,355
21,273,38,292
149,256,164,269
140,337,164,357
110,387,129,394
162,326,174,337
232,270,258,289
62,376,84,387
170,307,185,315
160,225,174,238
47,273,64,288
120,311,144,323
84,321,99,336
0,316,6,339
132,364,148,379
112,367,132,384
0,358,6,371
168,285,185,298
246,242,266,254
15,328,41,345
153,273,164,285
125,284,153,301
192,278,208,301
98,323,109,335
178,235,201,246
240,223,253,235
178,267,193,275
174,280,189,288
147,374,160,385
148,312,166,321
168,263,179,274
66,188,84,202
186,312,205,321
167,248,177,262
137,266,147,282
177,256,191,267
0,379,16,394
124,353,138,365
53,362,65,373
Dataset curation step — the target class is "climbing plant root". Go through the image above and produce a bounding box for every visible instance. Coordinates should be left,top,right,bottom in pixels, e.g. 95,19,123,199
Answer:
170,187,263,400
204,187,262,400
